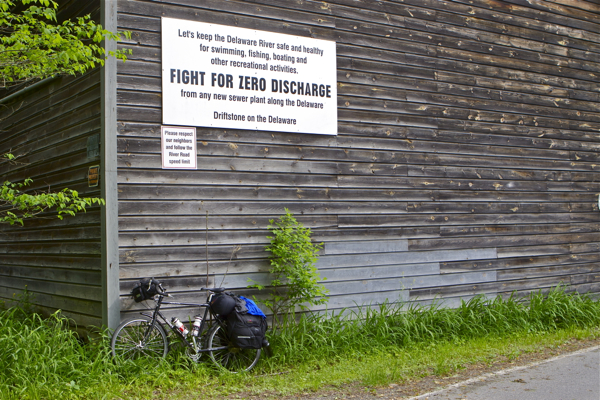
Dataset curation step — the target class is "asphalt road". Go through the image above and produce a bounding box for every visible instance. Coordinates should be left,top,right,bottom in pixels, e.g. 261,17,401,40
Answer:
408,346,599,400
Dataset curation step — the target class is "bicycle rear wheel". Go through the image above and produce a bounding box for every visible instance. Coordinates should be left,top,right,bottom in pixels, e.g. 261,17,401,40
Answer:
111,317,168,360
206,324,261,372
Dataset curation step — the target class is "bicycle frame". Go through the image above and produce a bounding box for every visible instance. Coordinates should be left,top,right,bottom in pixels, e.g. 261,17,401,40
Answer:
139,291,228,353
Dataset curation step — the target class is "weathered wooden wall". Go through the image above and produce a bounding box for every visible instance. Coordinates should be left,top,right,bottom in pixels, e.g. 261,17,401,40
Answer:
116,0,600,319
0,70,104,327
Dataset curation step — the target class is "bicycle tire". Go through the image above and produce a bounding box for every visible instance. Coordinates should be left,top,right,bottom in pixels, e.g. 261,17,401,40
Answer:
111,316,169,360
206,324,261,372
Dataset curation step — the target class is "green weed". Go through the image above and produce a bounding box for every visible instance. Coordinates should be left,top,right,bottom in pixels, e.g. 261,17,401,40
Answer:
262,287,600,371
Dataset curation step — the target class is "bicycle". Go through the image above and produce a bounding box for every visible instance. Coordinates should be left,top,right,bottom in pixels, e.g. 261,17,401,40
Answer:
110,282,263,372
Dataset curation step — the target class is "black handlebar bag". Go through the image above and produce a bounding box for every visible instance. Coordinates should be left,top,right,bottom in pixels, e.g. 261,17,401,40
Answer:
131,278,161,302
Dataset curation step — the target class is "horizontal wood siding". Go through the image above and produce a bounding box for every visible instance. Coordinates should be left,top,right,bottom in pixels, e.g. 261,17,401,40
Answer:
116,0,599,319
0,69,103,327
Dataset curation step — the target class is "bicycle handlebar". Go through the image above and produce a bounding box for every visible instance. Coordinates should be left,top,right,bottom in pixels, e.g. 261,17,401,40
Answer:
145,278,226,299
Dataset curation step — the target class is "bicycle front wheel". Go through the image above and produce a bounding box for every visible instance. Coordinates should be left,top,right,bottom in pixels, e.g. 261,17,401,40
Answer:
206,324,261,372
111,317,168,360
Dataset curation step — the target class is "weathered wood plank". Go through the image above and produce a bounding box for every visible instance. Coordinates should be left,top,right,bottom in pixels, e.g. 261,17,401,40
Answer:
0,276,101,301
338,213,573,229
118,228,315,247
440,120,600,143
323,239,408,255
119,259,270,279
408,165,572,181
311,290,409,310
117,184,595,203
119,244,268,264
433,190,597,203
117,169,338,187
571,242,600,253
0,227,101,243
441,252,600,273
498,262,600,281
569,283,600,296
571,272,600,285
0,265,100,285
0,255,101,270
406,129,600,153
321,262,439,280
409,232,600,252
410,275,568,300
117,154,409,177
0,242,101,255
412,293,500,309
440,222,600,238
497,244,571,258
406,202,577,214
397,271,497,290
117,200,409,217
316,248,497,269
114,184,390,203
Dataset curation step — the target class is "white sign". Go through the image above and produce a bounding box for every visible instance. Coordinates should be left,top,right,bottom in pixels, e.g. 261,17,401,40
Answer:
161,126,197,169
161,17,337,135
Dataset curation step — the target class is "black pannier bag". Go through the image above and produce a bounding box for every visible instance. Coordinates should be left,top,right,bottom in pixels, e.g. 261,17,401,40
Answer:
226,311,267,349
131,278,160,302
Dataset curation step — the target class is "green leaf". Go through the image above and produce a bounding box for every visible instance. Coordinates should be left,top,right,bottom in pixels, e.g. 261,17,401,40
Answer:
0,0,131,89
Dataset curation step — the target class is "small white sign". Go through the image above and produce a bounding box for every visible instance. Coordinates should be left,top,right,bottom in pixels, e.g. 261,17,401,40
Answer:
161,126,197,169
161,17,337,135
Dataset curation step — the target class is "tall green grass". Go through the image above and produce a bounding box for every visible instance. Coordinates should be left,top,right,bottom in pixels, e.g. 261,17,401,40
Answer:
0,287,599,399
0,306,192,400
264,287,600,368
0,307,112,399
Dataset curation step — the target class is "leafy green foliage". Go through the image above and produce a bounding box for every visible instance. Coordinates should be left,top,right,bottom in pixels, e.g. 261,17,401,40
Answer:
249,209,328,326
0,0,131,89
0,176,104,225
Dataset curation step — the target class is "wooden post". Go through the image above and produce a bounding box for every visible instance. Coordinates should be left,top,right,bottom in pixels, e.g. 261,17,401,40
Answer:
101,0,120,330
